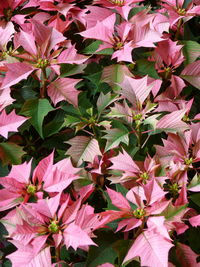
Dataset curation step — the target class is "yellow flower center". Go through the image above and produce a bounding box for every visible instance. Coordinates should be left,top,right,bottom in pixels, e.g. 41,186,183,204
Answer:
48,220,59,233
177,8,186,16
168,183,179,196
139,172,149,184
133,208,146,219
36,58,50,69
26,184,37,195
184,157,193,165
109,0,125,6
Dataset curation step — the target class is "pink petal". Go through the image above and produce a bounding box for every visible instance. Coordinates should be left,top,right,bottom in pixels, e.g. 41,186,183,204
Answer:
63,223,96,250
107,187,131,210
0,109,28,138
1,62,34,89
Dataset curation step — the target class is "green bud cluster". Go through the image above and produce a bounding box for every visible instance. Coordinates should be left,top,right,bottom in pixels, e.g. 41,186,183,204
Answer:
133,208,146,219
36,58,50,69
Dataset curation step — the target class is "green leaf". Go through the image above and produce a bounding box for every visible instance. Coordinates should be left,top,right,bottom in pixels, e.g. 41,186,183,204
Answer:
96,48,114,55
128,6,147,19
82,40,113,55
86,231,118,267
134,59,160,79
0,161,9,176
20,77,38,100
161,203,188,220
20,98,54,138
0,142,25,165
60,63,86,77
63,115,82,128
43,110,65,137
102,188,120,211
182,41,200,65
113,239,132,266
188,174,200,191
116,184,128,196
97,92,117,117
102,64,132,91
103,127,129,152
82,40,102,54
190,193,200,207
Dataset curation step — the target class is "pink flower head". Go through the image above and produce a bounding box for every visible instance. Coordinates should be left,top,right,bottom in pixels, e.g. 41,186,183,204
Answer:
161,0,200,26
0,151,80,211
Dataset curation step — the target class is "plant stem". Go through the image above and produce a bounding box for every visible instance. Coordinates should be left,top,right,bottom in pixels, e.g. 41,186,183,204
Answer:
134,219,146,240
40,67,47,98
55,245,60,263
175,18,183,40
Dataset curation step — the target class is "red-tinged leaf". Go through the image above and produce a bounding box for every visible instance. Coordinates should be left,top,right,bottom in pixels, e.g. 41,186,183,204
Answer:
176,243,200,267
189,215,200,227
181,60,200,89
123,217,173,267
0,109,28,138
63,223,96,250
1,62,34,89
65,136,102,166
107,187,131,210
47,77,81,106
0,142,25,165
156,109,189,132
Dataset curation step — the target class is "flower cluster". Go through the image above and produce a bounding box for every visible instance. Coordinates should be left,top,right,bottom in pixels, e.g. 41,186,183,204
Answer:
0,0,200,266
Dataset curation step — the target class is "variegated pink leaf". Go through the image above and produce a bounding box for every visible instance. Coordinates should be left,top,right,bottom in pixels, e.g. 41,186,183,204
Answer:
181,60,200,89
7,243,52,267
156,109,189,132
189,214,200,227
0,109,28,138
63,223,96,250
66,136,102,166
123,217,173,267
107,187,131,210
120,75,152,107
47,77,81,106
1,62,34,89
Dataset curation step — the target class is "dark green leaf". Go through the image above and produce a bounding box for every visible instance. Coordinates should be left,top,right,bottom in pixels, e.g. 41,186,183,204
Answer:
20,98,54,138
134,59,160,79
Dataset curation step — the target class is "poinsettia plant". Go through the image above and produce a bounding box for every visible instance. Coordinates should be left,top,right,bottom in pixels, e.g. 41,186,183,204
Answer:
0,0,200,266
